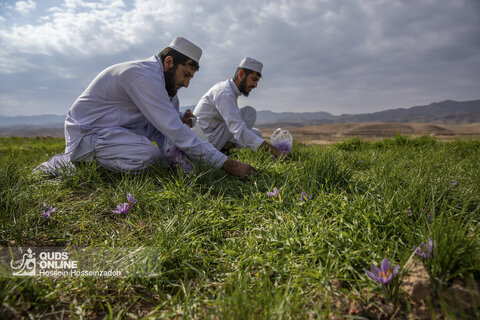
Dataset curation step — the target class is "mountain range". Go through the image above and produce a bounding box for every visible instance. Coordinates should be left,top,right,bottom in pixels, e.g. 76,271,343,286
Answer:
1,100,479,131
256,99,480,128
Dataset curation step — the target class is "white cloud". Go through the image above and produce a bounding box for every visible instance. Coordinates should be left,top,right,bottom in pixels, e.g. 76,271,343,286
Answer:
0,0,181,72
14,0,36,16
0,0,479,115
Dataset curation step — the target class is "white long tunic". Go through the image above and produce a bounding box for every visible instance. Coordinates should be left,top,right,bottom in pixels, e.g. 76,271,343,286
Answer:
193,79,265,150
64,56,227,168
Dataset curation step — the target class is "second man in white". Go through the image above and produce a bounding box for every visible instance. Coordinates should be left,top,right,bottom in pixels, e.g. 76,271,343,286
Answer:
193,57,290,158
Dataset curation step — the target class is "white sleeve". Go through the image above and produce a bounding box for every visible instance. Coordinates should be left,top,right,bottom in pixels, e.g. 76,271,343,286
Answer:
215,94,264,150
122,73,227,168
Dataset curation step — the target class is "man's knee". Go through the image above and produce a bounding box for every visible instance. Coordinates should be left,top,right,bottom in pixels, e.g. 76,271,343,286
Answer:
96,139,164,173
97,146,162,173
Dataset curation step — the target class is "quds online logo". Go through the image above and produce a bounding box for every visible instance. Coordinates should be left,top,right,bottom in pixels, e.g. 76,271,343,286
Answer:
10,248,36,276
5,247,124,278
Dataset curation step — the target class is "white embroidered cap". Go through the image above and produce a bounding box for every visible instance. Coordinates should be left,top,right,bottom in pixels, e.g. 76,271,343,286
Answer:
168,36,202,63
239,57,263,74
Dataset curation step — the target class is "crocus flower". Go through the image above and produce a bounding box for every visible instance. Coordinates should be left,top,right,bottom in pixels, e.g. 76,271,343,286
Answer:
42,202,57,220
112,193,136,215
267,188,279,198
364,258,399,285
127,193,137,204
272,141,292,152
299,192,312,201
166,146,194,174
406,209,413,216
414,238,435,259
112,202,132,215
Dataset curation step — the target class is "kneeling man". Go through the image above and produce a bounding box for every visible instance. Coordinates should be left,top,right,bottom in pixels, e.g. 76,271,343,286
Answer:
193,57,289,158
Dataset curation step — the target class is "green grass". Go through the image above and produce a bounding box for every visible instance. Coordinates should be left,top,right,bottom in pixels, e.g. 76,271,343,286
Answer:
1,135,479,319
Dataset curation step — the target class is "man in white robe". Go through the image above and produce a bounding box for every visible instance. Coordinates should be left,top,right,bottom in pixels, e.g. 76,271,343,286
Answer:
192,57,289,158
35,37,255,178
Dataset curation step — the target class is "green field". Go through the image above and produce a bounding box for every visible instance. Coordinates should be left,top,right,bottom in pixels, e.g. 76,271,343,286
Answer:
1,135,479,319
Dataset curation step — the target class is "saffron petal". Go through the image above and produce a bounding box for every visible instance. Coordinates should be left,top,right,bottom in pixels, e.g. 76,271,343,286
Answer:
364,269,377,282
381,258,390,273
127,193,137,204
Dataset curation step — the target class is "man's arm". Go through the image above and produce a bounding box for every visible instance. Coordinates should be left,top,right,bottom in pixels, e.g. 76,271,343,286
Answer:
215,95,264,151
215,94,290,158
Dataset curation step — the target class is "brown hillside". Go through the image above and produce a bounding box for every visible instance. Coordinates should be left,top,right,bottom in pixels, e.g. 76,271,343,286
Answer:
262,122,480,145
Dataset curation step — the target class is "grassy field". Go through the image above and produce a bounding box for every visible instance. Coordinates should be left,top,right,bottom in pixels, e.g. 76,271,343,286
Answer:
1,135,479,319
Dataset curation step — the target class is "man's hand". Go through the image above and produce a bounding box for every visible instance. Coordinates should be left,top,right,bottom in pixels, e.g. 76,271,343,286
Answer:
260,141,290,159
222,158,256,178
181,109,197,128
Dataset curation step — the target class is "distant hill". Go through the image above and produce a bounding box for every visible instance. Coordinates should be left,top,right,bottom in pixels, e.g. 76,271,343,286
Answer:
324,99,480,124
0,114,65,128
256,110,334,125
258,100,480,128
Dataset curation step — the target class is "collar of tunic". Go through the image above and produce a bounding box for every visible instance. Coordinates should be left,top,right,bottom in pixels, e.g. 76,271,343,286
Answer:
228,79,241,98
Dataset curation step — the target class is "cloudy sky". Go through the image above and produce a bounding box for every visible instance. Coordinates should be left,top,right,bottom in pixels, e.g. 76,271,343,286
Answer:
0,0,479,116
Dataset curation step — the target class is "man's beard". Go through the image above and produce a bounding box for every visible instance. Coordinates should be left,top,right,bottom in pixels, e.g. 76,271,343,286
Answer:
164,66,178,97
238,77,250,97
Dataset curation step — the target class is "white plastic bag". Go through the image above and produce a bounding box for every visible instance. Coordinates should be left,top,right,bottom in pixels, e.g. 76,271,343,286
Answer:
270,128,293,152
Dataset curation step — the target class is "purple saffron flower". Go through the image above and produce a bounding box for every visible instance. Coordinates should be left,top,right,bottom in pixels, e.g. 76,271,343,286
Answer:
42,202,57,220
112,202,132,215
406,209,413,216
126,193,137,204
449,180,459,187
272,141,292,152
414,238,435,259
267,188,279,198
364,258,399,285
299,192,312,201
166,146,194,174
112,193,136,215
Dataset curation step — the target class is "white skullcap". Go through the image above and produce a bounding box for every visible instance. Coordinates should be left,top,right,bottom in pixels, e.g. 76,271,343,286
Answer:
239,57,263,74
168,36,202,63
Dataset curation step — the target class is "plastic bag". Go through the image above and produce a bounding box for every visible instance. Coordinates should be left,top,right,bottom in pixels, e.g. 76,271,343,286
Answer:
270,128,292,152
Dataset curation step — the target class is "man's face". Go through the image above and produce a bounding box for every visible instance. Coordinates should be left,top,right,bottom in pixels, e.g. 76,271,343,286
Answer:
164,61,196,97
238,72,260,97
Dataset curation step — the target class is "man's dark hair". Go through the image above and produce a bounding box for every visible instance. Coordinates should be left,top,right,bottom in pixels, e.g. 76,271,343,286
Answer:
157,47,200,71
233,67,262,80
